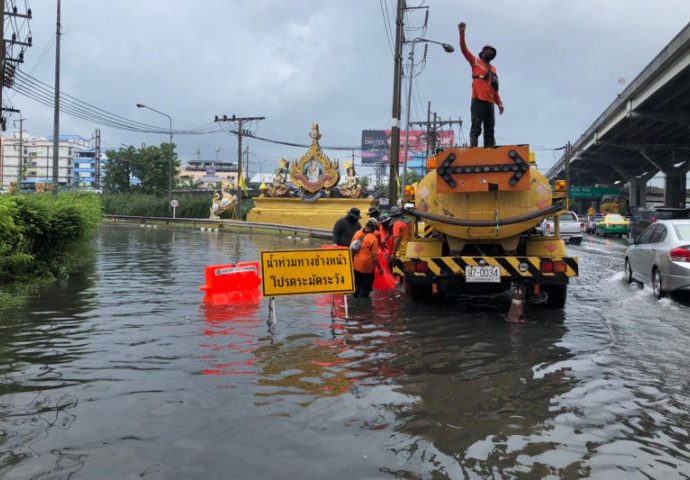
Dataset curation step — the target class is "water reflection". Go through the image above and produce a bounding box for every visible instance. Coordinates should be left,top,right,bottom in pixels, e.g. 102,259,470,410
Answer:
2,226,690,478
0,257,96,479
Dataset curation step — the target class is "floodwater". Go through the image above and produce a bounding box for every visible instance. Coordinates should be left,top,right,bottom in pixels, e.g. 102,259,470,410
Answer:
1,224,689,479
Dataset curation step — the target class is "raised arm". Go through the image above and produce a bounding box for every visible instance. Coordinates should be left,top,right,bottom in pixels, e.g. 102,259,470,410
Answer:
458,22,475,65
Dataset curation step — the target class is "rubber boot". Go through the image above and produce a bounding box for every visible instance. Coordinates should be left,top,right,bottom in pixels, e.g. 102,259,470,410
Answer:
469,135,479,148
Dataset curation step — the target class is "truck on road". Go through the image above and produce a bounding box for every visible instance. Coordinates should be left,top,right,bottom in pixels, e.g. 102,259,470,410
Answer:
392,145,579,311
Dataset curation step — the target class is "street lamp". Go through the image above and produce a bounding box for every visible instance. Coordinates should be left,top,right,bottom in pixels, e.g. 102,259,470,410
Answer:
136,103,173,209
401,38,454,193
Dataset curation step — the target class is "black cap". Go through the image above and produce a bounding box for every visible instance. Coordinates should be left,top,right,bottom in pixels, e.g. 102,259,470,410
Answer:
367,207,380,216
347,207,361,219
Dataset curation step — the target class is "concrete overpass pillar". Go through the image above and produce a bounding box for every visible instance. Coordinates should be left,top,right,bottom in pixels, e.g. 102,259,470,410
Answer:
664,170,686,208
639,150,689,208
611,165,657,208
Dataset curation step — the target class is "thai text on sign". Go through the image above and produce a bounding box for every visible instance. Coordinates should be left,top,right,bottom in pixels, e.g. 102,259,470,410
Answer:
260,248,354,296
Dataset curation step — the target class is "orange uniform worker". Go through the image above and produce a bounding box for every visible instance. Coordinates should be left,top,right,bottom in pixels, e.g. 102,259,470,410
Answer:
389,206,411,267
458,21,504,148
378,214,394,257
351,218,381,298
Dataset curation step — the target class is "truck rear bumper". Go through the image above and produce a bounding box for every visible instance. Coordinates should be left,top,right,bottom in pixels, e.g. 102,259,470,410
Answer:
394,255,579,286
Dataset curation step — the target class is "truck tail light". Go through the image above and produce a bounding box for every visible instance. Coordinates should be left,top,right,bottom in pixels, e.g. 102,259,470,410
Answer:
540,260,567,273
415,261,429,273
554,261,567,273
651,216,657,223
545,223,551,233
403,261,430,273
670,247,690,262
580,222,585,232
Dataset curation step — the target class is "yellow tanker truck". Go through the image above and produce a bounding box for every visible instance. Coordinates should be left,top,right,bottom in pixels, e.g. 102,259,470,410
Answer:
393,145,578,312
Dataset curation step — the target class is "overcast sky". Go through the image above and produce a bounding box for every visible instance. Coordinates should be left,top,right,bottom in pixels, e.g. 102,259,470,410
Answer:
5,0,690,179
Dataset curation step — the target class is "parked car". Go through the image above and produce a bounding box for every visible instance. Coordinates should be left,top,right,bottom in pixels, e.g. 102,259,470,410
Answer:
537,211,583,245
624,219,690,298
595,213,629,236
586,213,604,234
629,207,689,240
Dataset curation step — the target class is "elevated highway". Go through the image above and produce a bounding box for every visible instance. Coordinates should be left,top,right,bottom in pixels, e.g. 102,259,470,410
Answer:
547,22,690,208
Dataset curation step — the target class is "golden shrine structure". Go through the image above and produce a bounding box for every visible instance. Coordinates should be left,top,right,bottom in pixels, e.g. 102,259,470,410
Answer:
247,124,375,230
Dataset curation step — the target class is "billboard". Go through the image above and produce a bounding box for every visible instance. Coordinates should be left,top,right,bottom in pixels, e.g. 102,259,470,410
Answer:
361,129,455,165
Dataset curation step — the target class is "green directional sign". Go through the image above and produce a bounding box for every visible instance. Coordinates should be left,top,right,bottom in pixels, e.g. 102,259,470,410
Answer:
551,186,622,198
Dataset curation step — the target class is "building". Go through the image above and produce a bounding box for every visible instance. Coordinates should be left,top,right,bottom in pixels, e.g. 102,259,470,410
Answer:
0,133,92,190
180,159,238,186
73,150,108,189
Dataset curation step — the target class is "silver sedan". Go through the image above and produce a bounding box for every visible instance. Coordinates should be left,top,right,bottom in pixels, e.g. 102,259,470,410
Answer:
624,219,690,298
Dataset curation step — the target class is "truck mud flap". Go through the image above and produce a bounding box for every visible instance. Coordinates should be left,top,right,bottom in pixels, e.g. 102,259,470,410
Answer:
393,256,578,283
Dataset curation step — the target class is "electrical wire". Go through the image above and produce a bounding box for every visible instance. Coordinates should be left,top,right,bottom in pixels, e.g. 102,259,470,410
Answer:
378,0,395,57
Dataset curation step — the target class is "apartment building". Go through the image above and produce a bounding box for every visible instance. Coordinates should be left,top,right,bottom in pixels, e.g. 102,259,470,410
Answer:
0,133,91,190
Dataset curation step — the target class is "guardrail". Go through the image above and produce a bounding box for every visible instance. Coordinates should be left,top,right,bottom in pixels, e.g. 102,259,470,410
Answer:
103,214,332,239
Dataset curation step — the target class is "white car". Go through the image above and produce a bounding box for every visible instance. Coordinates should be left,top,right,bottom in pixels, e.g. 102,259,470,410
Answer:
536,211,584,246
624,219,690,298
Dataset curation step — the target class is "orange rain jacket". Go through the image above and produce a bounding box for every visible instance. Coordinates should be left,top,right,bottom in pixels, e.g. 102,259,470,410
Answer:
459,31,503,107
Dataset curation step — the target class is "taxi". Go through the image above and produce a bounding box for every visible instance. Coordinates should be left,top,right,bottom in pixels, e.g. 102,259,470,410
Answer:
595,213,629,236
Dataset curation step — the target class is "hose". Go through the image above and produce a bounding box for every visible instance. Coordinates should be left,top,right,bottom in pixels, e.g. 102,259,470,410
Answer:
406,204,563,228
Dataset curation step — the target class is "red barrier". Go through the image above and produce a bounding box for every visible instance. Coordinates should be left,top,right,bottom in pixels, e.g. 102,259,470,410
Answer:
200,262,261,304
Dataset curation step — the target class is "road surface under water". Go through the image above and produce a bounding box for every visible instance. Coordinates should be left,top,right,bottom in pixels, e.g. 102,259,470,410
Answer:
1,224,689,479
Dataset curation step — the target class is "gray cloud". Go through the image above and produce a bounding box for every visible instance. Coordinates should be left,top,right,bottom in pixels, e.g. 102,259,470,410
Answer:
7,0,689,175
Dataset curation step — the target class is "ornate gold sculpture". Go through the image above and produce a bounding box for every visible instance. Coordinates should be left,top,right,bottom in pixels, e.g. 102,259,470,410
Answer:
338,160,363,198
209,179,238,219
265,158,292,197
290,124,340,196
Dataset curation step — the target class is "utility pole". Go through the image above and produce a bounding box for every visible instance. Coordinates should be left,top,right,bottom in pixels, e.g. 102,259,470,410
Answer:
213,114,265,218
52,0,61,197
410,113,462,171
94,128,101,189
1,0,5,132
388,0,405,207
565,141,572,210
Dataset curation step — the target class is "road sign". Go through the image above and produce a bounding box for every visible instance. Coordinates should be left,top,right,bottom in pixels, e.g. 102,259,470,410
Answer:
170,199,179,208
260,248,354,296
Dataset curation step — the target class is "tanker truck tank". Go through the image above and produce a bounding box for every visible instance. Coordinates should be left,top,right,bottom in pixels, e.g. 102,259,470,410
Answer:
392,145,579,315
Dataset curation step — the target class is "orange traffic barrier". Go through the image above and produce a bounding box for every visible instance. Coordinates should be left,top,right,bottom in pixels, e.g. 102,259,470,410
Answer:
200,262,261,304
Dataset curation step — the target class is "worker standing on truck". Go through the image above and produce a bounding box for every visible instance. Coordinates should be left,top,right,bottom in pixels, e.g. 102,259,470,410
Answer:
458,21,504,148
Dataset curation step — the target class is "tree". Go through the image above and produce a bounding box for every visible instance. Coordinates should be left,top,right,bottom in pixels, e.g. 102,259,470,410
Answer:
102,143,179,194
103,146,136,193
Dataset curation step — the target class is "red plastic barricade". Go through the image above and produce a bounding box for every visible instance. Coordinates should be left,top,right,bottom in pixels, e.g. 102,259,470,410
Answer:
200,262,261,304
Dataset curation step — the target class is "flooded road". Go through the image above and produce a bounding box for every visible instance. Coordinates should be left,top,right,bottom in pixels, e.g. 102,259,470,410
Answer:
1,224,689,479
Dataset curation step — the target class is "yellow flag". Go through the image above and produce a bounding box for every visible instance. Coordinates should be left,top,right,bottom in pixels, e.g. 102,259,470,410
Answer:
238,175,248,193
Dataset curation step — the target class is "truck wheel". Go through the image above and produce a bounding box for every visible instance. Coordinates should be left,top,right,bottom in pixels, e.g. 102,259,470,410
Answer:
408,284,431,301
544,285,567,308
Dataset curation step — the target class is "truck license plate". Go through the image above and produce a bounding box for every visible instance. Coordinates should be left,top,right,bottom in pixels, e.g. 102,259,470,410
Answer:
465,265,500,283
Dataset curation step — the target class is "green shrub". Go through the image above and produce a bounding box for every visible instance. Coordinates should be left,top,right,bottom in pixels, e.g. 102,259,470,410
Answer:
102,192,215,218
0,192,101,284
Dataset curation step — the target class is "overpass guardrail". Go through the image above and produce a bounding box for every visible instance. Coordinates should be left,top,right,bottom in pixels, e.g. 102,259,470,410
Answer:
104,215,332,239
